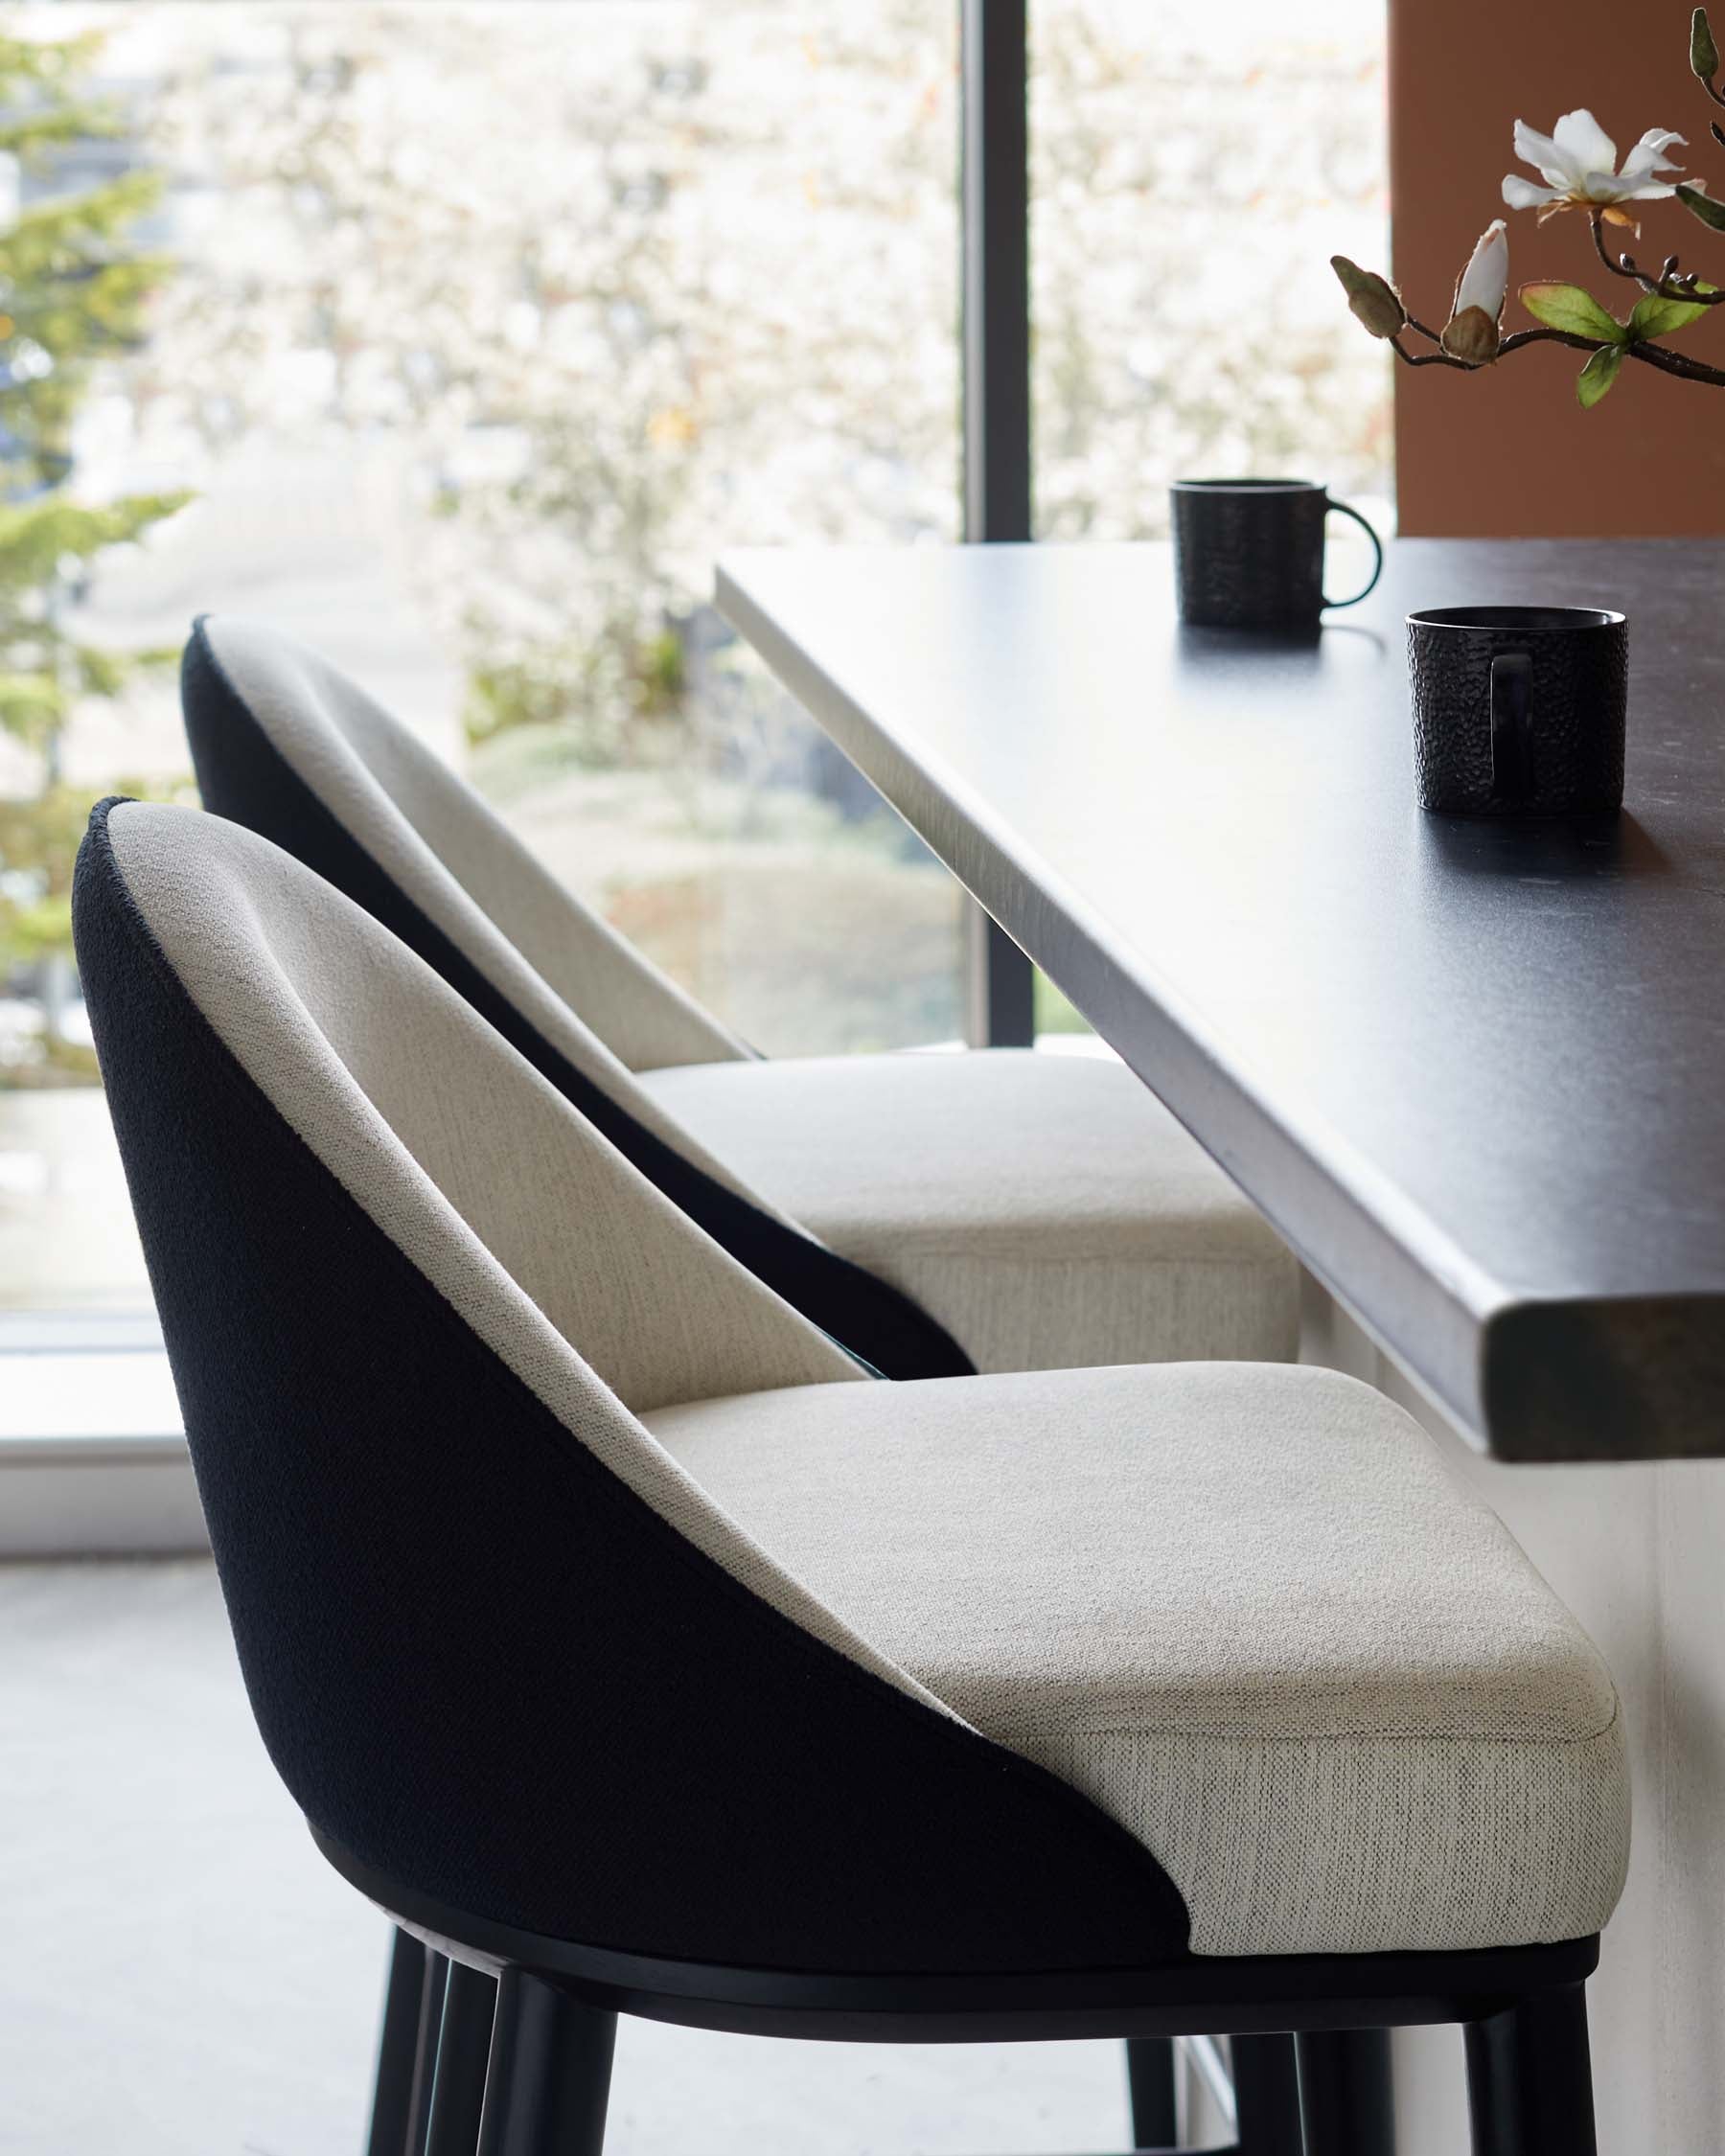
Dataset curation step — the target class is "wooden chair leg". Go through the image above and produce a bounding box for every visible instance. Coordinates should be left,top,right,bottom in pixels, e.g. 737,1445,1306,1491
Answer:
476,1969,616,2156
426,1962,500,2156
1296,2029,1395,2153
366,1929,429,2156
1126,2035,1179,2146
1464,1984,1597,2156
1233,2034,1305,2156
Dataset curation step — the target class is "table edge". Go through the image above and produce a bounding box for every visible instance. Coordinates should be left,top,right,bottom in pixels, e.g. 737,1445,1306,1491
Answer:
718,549,1725,1461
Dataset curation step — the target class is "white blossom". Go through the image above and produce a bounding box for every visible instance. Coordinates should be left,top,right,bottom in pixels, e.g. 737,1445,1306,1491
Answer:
1453,218,1508,321
1503,109,1688,218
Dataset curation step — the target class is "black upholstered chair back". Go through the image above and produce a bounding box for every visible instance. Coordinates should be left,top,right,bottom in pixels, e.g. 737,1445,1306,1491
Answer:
73,797,1187,1974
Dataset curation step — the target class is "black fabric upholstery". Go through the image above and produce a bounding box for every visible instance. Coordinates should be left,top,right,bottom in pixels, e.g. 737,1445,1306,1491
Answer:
180,620,973,1382
73,799,1192,1974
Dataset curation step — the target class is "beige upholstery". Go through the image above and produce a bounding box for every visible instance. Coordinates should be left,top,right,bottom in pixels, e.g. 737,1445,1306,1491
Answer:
640,1051,1299,1371
200,618,1300,1373
102,805,937,1714
200,620,767,1208
204,617,747,1077
105,802,1627,1961
646,1362,1630,1958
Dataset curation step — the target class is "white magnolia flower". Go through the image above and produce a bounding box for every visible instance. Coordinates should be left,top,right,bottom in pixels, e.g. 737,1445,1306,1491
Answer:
1453,218,1509,320
1504,110,1688,221
1441,218,1509,362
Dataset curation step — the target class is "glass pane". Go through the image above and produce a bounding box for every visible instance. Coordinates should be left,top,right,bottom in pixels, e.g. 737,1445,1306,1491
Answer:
1031,0,1392,544
0,0,965,1324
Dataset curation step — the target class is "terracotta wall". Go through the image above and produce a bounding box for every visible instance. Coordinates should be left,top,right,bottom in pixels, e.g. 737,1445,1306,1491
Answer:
1391,0,1725,535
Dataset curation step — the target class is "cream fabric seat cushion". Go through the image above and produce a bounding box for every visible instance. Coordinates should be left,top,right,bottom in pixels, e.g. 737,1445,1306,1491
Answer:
645,1362,1629,1959
638,1049,1299,1373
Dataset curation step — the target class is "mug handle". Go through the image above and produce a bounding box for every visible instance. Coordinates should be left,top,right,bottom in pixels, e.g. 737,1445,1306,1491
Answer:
1321,497,1384,608
1489,651,1535,805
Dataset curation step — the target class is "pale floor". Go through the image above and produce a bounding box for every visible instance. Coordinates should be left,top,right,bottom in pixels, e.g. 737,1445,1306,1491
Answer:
0,1559,1141,2156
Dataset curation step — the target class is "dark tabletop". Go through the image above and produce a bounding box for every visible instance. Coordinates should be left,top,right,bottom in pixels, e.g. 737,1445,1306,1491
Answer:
718,539,1725,1461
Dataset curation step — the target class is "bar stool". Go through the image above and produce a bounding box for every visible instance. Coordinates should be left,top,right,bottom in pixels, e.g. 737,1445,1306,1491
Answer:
75,797,1628,2156
179,615,1300,1382
185,615,1316,2144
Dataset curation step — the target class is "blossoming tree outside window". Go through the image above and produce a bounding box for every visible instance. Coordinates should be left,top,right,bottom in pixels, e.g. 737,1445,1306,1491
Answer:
1333,7,1725,404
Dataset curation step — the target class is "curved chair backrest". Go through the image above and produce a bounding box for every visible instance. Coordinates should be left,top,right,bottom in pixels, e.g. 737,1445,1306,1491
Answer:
74,798,1185,1975
182,616,972,1381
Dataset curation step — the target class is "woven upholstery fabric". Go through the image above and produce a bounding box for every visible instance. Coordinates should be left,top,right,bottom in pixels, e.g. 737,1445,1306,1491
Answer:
646,1362,1630,1958
100,802,891,1625
73,799,1196,1970
189,618,752,1192
78,798,1623,1972
641,1052,1299,1371
200,615,744,1076
186,616,1297,1382
184,619,973,1381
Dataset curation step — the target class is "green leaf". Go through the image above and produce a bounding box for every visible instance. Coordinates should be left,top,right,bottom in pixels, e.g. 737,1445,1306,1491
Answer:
1695,6,1720,81
1628,291,1715,337
1576,345,1625,407
1677,182,1725,230
1519,283,1628,341
1329,254,1405,338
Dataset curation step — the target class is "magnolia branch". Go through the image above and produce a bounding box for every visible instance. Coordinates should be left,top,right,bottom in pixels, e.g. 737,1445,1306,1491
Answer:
1390,324,1725,386
1332,16,1725,406
1589,210,1725,304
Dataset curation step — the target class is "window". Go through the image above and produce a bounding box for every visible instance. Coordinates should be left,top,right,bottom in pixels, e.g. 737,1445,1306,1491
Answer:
0,0,1392,1461
0,0,967,1346
1031,0,1392,547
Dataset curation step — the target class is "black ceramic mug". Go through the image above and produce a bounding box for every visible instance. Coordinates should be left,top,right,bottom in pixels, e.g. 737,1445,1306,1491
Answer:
1170,478,1383,629
1406,605,1627,818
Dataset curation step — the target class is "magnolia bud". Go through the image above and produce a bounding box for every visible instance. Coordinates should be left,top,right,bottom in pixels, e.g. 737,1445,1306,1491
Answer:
1330,255,1406,339
1693,6,1719,85
1677,180,1725,229
1440,305,1502,364
1452,219,1509,322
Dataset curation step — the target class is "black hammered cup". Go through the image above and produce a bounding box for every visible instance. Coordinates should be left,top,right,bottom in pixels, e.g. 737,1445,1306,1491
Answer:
1171,478,1383,629
1406,606,1627,818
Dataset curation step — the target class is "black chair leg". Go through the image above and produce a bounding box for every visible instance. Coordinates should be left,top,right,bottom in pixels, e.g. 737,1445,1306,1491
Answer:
369,1932,447,2156
1464,1984,1597,2156
405,1951,451,2156
476,1969,616,2156
426,1962,500,2156
367,1930,429,2156
1296,2029,1395,2153
1126,2036,1179,2146
1233,2034,1305,2156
